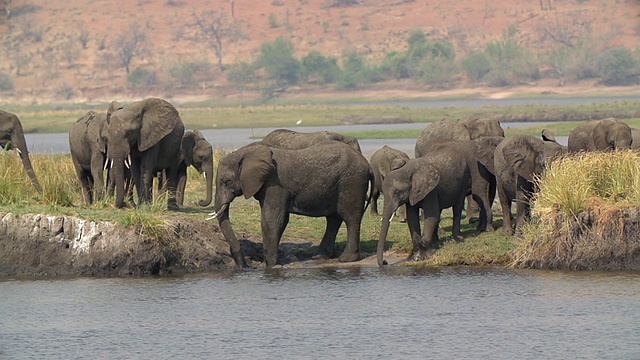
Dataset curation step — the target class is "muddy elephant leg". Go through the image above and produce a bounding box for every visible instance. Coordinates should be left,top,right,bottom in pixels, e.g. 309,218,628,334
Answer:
465,195,480,223
416,204,440,260
338,216,361,262
260,205,290,268
314,215,342,260
396,204,407,222
370,190,381,216
405,205,421,258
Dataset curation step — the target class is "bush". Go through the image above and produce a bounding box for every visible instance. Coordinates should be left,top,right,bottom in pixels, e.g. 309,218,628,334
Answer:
255,37,300,86
461,51,491,82
420,55,458,87
336,49,382,90
299,50,341,84
168,58,211,86
597,47,640,85
128,68,158,89
0,72,14,91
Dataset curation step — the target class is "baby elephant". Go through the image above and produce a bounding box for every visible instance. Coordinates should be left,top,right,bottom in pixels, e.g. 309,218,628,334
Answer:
377,144,470,266
369,145,410,219
177,130,214,207
494,131,566,235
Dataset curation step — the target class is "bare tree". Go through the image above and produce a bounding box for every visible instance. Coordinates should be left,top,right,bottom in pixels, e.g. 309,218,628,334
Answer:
114,21,148,75
192,10,241,72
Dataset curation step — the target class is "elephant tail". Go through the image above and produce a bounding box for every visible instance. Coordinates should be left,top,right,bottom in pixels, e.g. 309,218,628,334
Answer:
363,168,375,213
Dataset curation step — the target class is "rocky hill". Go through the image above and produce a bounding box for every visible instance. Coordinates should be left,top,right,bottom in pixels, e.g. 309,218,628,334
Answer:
0,0,639,104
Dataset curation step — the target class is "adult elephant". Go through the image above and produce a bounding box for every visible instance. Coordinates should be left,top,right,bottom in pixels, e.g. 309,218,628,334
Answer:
414,117,504,158
69,110,110,204
377,143,471,266
630,127,640,150
261,128,362,154
0,110,41,192
414,117,504,222
369,145,410,219
494,131,566,235
208,141,373,269
103,98,184,209
174,130,214,207
567,118,633,152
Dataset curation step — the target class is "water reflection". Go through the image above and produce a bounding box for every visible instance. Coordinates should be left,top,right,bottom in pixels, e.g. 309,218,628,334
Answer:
2,267,640,359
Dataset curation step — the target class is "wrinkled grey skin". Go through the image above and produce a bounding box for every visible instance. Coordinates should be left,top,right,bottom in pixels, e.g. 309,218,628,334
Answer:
414,117,505,158
69,111,110,204
567,118,633,153
0,110,41,192
426,136,505,232
176,130,214,207
103,98,184,209
629,127,640,150
494,131,567,235
213,142,373,269
414,117,504,222
369,145,410,220
261,128,362,154
377,145,470,266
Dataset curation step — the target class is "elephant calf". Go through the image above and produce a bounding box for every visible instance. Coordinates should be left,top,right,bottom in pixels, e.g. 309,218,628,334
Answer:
568,118,633,152
494,131,566,235
209,141,373,269
261,128,362,154
369,145,410,219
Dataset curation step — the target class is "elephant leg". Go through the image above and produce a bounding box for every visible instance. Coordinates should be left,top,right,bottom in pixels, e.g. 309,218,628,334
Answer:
405,205,421,258
465,195,480,223
497,184,514,236
314,215,342,260
370,189,380,216
416,204,440,261
452,194,465,241
76,168,93,204
396,204,407,223
176,172,187,207
260,205,289,268
338,216,361,263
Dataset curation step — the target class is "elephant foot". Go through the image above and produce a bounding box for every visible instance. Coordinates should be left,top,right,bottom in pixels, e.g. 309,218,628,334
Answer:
312,253,331,260
370,210,380,217
468,216,480,224
338,250,360,263
453,234,464,242
502,227,514,236
167,200,180,211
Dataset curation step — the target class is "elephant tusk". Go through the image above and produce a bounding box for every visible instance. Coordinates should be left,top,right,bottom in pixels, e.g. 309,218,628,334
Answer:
203,173,207,181
206,204,228,220
128,154,132,166
104,158,111,171
124,159,130,169
15,148,21,155
389,212,395,223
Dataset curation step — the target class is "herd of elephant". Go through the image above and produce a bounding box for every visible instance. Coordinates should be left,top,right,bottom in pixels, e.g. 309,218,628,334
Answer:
0,98,637,269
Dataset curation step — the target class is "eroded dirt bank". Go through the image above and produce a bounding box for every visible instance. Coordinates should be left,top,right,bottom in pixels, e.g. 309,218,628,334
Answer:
0,213,250,276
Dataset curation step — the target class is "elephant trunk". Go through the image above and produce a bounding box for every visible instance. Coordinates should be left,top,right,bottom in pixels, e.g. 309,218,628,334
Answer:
198,163,214,207
216,206,247,269
377,206,396,266
13,133,41,193
113,160,126,208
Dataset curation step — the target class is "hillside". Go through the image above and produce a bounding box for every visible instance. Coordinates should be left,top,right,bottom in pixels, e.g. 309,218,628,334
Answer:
0,0,639,104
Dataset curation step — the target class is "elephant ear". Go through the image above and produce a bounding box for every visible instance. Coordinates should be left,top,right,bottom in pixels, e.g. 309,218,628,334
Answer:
409,162,440,206
138,99,181,151
182,132,196,166
541,129,557,143
592,119,613,150
473,137,502,175
390,157,407,171
502,138,537,181
106,101,123,124
239,145,275,199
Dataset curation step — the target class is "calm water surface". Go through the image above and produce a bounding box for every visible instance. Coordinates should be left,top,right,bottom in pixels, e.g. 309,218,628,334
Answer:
2,267,639,359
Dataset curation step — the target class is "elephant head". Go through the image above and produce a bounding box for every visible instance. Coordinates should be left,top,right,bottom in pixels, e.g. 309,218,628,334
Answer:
501,133,565,182
181,130,214,206
103,98,182,208
212,143,275,268
0,110,41,193
457,117,505,140
592,118,632,151
377,160,440,266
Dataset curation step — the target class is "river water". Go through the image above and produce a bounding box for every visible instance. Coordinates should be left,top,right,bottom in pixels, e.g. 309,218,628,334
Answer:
2,267,639,359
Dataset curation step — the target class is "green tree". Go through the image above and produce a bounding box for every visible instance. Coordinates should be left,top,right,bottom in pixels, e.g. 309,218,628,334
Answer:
227,61,256,106
255,37,300,86
597,47,639,85
299,50,341,84
461,51,491,82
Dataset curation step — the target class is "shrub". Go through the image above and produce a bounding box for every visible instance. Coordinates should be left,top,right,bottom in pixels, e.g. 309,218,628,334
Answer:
336,49,382,90
299,50,341,84
128,68,158,89
255,37,300,86
0,72,14,91
597,47,640,85
461,51,491,82
168,58,211,86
